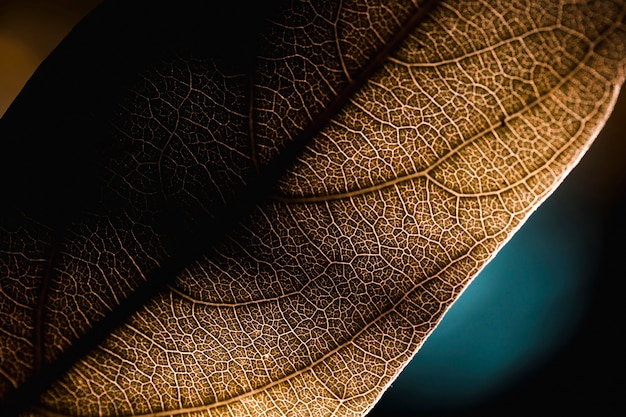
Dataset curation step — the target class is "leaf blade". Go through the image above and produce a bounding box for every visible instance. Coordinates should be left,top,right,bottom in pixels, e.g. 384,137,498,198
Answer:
1,1,625,416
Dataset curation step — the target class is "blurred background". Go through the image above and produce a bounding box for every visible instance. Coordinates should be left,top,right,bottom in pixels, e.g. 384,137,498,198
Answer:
0,0,102,116
1,1,624,415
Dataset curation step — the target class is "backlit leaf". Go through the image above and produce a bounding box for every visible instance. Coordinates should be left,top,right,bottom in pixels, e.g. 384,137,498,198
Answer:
1,1,624,416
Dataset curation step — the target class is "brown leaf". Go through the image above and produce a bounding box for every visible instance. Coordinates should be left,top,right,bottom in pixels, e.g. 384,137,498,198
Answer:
1,1,624,416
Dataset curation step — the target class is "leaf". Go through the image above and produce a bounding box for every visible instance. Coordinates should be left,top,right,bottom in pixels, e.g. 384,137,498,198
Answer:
1,0,625,416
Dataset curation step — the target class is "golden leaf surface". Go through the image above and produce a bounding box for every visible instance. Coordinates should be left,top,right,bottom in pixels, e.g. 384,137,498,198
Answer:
1,0,625,416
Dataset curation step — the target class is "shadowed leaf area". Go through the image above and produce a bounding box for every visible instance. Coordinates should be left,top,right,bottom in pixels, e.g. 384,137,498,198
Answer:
1,0,624,416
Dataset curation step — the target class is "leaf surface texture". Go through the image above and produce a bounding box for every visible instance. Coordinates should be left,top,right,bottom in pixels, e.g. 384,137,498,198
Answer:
1,0,625,416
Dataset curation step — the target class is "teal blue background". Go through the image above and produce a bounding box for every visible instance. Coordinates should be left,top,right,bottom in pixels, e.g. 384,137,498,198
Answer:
371,89,626,415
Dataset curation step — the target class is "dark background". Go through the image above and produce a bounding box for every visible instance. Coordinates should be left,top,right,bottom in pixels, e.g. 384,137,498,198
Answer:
1,1,624,415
